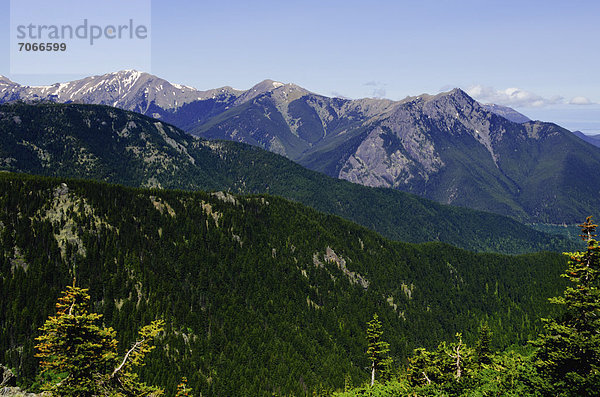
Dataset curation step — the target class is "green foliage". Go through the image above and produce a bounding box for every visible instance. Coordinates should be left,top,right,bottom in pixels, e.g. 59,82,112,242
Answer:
335,343,539,396
475,323,492,365
175,377,193,397
111,320,165,396
0,173,571,395
533,216,600,396
529,223,584,244
331,379,412,397
470,349,538,396
337,216,600,397
35,285,118,396
366,314,392,385
34,285,164,396
407,333,475,393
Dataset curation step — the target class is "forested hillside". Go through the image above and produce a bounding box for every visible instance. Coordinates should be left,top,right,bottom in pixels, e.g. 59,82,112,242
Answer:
335,218,600,396
0,173,568,395
0,102,578,254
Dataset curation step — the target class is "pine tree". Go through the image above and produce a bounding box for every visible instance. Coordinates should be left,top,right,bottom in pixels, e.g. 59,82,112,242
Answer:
35,284,165,396
475,323,492,365
533,216,600,396
35,285,118,396
366,314,392,386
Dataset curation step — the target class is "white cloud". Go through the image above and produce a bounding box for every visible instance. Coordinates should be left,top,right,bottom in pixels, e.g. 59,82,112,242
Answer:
330,91,350,99
372,88,387,98
569,96,593,105
363,81,387,98
465,85,564,108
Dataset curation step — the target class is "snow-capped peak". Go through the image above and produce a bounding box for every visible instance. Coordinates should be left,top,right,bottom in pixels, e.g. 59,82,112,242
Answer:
0,71,314,117
0,70,210,110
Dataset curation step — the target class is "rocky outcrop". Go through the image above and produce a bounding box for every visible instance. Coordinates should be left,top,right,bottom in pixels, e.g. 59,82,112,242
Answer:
0,365,39,396
0,387,39,396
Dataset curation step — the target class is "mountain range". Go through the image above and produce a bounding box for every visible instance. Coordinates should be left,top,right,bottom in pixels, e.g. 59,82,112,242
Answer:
0,71,596,395
0,101,576,254
1,71,598,223
189,86,600,223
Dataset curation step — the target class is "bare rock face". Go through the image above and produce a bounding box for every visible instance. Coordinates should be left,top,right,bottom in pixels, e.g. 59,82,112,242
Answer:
339,125,431,188
339,89,487,190
0,387,40,396
481,103,531,124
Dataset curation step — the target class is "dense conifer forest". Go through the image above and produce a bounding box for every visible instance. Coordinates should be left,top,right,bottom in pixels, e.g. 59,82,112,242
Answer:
335,218,600,396
0,173,570,395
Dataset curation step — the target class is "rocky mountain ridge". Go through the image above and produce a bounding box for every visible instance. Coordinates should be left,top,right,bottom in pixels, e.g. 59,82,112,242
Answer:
0,101,578,253
192,86,600,223
2,72,598,222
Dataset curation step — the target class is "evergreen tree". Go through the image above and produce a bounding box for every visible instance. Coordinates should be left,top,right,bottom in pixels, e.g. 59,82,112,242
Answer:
533,216,600,396
35,284,164,396
35,285,119,396
366,314,392,386
476,323,492,365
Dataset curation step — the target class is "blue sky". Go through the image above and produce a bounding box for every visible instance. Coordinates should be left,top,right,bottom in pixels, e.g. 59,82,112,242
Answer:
1,0,599,134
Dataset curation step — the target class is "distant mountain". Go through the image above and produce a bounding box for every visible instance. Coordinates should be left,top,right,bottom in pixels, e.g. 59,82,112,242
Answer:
0,172,569,395
192,83,398,160
2,72,598,223
192,87,600,223
480,103,531,123
572,130,600,148
1,70,201,107
0,102,577,254
0,70,243,131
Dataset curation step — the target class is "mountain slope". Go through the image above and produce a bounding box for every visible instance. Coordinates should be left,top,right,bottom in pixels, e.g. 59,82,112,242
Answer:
573,130,600,148
0,102,577,254
481,103,531,123
0,70,243,131
191,84,398,160
3,72,596,223
191,87,600,223
0,173,569,395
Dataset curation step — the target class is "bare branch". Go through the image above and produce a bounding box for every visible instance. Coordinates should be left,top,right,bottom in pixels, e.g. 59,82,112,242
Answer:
422,371,431,385
67,299,75,316
111,339,143,378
